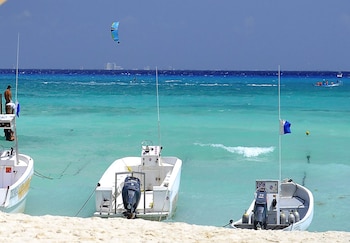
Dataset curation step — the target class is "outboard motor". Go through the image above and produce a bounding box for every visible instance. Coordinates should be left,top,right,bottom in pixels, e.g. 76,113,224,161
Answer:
253,190,268,230
122,176,141,219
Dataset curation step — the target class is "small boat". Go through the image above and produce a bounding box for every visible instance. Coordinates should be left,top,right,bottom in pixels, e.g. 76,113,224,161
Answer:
230,67,314,231
94,69,182,220
94,142,182,220
314,80,342,87
337,72,343,78
0,115,34,214
0,36,34,213
231,179,314,230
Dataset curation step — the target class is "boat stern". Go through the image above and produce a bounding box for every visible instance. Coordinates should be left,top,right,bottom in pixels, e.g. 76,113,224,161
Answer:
95,185,114,215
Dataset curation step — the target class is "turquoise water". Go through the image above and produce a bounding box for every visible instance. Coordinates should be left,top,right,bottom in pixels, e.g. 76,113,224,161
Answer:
0,69,349,232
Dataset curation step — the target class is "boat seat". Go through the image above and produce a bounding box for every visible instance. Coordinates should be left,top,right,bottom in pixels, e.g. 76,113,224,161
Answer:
279,197,304,209
280,183,297,197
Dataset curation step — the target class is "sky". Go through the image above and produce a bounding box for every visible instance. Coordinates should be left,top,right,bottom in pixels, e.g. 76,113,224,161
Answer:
1,0,350,71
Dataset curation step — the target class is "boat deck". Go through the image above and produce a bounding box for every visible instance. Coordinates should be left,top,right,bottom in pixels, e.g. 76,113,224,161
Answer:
95,190,170,220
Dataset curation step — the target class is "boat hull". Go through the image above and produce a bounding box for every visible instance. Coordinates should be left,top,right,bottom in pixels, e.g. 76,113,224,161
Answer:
0,196,27,213
0,153,34,213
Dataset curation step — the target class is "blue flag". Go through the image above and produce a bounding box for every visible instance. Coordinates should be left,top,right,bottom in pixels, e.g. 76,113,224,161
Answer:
280,120,291,135
16,103,20,117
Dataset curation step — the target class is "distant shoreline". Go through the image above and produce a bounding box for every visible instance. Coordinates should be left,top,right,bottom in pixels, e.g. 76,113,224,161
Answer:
0,69,347,77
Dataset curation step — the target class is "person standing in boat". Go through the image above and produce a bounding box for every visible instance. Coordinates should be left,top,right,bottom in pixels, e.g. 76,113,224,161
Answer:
4,85,14,141
4,85,13,114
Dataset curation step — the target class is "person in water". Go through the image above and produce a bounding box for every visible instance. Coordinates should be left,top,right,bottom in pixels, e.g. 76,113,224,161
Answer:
4,85,14,141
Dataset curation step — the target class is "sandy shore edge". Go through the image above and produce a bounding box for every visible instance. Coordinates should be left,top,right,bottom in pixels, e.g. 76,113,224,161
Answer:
0,212,349,242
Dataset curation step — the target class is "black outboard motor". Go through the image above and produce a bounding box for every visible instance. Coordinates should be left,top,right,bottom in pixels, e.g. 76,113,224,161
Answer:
253,190,268,230
122,176,141,219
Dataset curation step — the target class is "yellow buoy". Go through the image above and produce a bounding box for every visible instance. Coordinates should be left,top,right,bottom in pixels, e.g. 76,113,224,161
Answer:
306,131,310,136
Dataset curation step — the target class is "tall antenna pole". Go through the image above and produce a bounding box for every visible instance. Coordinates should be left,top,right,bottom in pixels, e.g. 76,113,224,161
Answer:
277,65,282,225
278,65,281,182
156,67,161,146
15,33,20,159
15,33,19,102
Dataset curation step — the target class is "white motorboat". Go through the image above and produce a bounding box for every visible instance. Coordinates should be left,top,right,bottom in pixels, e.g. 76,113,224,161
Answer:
231,179,314,230
230,66,314,231
94,68,182,220
0,114,34,213
94,142,182,220
0,36,34,213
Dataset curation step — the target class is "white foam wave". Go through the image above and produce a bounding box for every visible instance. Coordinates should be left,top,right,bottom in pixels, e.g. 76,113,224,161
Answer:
41,81,119,86
195,143,274,158
165,80,182,83
247,84,277,87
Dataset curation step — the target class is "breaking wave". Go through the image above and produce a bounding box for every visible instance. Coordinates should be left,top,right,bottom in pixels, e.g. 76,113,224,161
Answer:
195,143,274,158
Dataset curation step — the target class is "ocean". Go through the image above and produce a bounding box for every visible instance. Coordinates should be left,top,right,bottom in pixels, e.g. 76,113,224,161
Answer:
0,69,349,232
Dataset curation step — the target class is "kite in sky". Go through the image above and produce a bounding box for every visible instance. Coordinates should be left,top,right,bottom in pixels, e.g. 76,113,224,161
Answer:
111,22,120,44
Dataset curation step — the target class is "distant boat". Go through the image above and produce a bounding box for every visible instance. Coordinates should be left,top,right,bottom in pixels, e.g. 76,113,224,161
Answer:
0,35,34,213
94,69,182,220
337,72,343,78
229,67,314,231
314,80,342,87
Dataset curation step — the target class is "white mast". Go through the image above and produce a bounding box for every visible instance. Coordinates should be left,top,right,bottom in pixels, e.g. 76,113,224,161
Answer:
278,65,282,182
15,34,19,102
14,33,20,159
277,65,282,225
156,67,161,147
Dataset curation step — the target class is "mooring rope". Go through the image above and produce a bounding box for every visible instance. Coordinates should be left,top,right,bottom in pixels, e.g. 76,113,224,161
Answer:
222,219,233,227
34,170,53,180
75,185,97,217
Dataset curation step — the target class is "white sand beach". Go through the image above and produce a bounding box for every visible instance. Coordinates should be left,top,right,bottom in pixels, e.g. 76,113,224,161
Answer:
0,212,349,242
